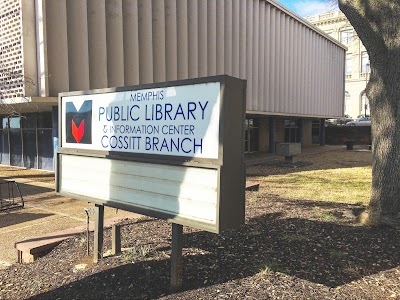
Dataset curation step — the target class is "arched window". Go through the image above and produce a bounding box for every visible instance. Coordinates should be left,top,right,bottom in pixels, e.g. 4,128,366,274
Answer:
345,91,351,115
361,92,370,116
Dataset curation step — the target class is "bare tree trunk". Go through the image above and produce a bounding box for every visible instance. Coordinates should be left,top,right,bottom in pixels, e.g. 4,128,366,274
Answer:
339,0,400,227
368,65,400,227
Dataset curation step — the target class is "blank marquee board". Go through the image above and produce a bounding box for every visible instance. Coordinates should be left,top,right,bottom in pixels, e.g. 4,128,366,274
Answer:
56,75,246,234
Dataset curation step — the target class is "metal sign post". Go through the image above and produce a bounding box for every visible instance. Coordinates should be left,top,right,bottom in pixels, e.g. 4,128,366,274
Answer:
94,204,104,263
170,223,183,291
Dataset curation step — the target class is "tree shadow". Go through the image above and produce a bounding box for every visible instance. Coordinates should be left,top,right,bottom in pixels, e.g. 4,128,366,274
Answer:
31,199,399,300
7,181,54,198
0,211,53,228
246,146,372,178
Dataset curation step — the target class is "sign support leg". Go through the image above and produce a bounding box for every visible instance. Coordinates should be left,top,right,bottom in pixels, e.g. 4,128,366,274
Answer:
94,204,104,263
111,224,121,255
170,223,183,291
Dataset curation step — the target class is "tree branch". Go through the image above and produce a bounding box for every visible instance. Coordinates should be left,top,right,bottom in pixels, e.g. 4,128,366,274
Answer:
339,0,388,64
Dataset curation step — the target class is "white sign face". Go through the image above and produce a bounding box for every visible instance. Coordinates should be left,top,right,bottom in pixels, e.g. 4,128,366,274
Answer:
60,155,219,228
61,82,221,159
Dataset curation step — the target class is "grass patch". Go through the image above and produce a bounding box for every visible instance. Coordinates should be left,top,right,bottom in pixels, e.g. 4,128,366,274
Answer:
320,212,338,220
257,167,371,205
123,246,152,262
329,250,346,259
258,261,281,276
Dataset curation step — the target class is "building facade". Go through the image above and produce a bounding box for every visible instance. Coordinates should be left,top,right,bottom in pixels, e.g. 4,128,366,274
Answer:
306,10,370,119
0,0,345,170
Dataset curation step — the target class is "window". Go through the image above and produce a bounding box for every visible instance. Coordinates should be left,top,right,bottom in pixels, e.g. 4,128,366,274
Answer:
361,92,370,116
345,53,352,75
361,51,370,73
0,112,54,170
245,119,259,153
345,91,351,115
340,29,353,44
311,120,320,144
284,119,300,143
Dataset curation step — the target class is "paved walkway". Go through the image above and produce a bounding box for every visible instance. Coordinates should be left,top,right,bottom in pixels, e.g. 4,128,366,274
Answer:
0,166,135,269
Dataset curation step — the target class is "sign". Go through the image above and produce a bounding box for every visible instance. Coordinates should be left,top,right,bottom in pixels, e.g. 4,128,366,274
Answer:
61,83,221,159
57,76,246,233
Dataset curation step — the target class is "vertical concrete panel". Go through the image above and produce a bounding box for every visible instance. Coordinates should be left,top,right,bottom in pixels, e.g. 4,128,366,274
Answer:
207,0,217,75
165,0,177,81
328,46,333,114
152,0,166,83
45,0,69,95
216,0,224,75
313,33,318,114
295,22,302,114
252,0,259,110
198,0,207,77
288,18,294,112
246,0,253,109
276,11,282,112
279,13,286,112
188,0,198,78
232,0,240,78
21,0,38,96
138,0,153,83
303,29,310,115
177,0,188,79
309,32,315,114
325,41,331,115
320,39,325,115
106,0,124,87
302,27,308,115
123,0,140,85
327,43,332,114
264,4,271,112
276,10,282,112
239,0,246,79
36,0,48,96
66,0,90,91
314,34,319,115
324,40,329,115
285,17,291,112
269,7,275,112
224,0,232,76
258,0,265,111
87,0,107,89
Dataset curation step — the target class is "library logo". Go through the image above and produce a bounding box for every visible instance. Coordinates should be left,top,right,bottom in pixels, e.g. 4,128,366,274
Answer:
65,100,92,144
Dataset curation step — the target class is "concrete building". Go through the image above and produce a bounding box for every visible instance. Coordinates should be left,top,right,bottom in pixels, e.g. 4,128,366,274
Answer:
0,0,345,171
306,10,370,119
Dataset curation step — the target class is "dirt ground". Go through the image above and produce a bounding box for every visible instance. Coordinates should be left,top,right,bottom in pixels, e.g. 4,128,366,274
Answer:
0,146,399,299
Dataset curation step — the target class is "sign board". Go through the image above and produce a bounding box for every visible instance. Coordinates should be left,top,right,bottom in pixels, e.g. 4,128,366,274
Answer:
61,82,221,159
56,75,246,233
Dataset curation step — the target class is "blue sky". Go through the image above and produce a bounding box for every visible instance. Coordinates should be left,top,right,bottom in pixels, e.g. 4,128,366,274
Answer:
276,0,338,17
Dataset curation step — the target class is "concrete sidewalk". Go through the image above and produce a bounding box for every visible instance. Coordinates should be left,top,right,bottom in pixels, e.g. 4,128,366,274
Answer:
0,166,136,269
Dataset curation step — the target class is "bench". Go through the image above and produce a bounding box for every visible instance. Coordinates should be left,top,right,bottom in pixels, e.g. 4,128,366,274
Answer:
15,213,139,263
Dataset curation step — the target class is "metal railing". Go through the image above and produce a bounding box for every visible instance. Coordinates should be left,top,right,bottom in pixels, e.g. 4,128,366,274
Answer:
0,181,24,211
